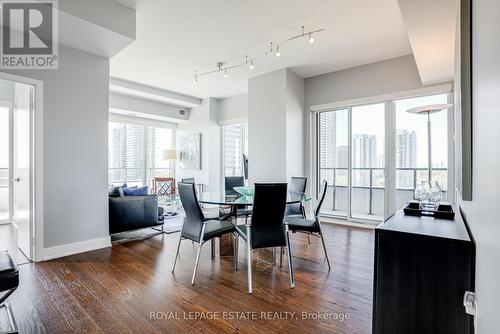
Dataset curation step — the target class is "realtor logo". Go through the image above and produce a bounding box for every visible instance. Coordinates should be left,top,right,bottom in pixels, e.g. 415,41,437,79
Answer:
1,0,58,69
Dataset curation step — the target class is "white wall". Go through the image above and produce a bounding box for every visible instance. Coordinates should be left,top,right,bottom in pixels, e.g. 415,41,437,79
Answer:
305,55,424,108
176,98,221,191
2,45,110,250
456,0,500,332
248,68,305,183
109,92,187,121
218,93,248,124
248,69,288,182
286,70,305,181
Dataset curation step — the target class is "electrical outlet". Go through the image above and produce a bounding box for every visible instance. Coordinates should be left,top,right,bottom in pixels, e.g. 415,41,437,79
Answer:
463,291,477,316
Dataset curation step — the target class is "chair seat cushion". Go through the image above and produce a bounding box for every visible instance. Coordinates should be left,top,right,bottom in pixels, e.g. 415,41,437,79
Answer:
202,220,236,241
0,251,19,291
285,217,319,233
236,208,252,217
235,224,248,241
285,203,303,217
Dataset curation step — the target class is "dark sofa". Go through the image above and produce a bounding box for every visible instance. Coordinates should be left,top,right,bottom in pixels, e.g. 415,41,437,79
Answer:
109,195,164,234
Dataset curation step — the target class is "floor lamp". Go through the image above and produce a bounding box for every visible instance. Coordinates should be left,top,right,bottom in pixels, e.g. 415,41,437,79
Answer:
406,104,453,182
163,149,177,177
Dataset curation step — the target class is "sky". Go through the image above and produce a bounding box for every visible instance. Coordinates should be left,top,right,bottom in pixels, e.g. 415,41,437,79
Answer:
332,94,448,168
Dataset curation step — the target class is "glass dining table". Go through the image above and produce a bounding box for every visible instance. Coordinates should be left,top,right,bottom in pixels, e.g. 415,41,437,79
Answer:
198,191,312,206
197,190,312,257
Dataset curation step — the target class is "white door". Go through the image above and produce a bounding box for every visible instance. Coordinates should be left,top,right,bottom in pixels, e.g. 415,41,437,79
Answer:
12,83,33,259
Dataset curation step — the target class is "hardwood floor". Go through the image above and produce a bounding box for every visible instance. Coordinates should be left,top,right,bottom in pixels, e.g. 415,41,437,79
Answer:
7,223,374,334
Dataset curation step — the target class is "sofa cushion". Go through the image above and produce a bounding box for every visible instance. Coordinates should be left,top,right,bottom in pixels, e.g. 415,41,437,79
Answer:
123,186,149,196
108,185,124,197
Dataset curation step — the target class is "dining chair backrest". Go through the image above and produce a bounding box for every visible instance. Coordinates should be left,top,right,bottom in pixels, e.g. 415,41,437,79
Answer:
178,182,205,242
181,178,195,184
250,183,288,249
315,181,328,219
290,177,307,194
225,176,245,193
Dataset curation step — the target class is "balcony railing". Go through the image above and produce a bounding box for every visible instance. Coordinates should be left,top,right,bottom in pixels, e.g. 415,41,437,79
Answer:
108,167,173,187
319,167,448,218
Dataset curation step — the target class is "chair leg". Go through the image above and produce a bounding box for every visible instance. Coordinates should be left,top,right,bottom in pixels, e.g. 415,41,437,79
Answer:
191,243,203,285
320,233,331,271
246,225,253,294
0,298,18,334
272,247,276,267
171,234,183,273
307,234,311,244
279,247,284,268
285,227,295,288
234,233,239,271
211,239,215,260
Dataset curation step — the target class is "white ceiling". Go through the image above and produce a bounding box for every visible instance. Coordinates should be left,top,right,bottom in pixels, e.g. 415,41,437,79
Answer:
111,0,412,99
398,0,458,85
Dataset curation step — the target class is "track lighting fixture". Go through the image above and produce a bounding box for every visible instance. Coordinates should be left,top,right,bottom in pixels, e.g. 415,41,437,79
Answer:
192,25,325,83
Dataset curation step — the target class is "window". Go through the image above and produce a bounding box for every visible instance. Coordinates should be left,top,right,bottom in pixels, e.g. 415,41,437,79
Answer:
395,93,449,207
316,92,451,223
0,107,9,221
108,121,174,187
223,123,248,178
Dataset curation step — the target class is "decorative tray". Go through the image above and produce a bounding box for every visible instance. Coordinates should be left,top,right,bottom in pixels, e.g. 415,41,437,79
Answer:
403,201,455,220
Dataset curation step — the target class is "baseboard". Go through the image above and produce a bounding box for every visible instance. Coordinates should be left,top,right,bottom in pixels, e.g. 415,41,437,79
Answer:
38,236,111,262
320,217,377,229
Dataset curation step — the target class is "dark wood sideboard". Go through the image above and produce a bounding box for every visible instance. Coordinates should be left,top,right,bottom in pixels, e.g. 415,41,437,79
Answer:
373,207,475,334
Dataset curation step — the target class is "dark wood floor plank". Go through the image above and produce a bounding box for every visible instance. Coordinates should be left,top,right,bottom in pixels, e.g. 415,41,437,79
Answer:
6,223,373,334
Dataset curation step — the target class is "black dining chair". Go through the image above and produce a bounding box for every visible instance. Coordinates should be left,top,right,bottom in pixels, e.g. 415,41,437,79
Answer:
285,181,331,270
284,176,309,245
234,183,294,293
181,178,195,184
225,176,252,220
285,177,307,219
172,182,237,285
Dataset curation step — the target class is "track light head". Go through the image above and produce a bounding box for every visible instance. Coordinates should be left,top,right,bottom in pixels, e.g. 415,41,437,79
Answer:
309,32,315,44
276,45,281,57
223,69,228,78
249,60,254,70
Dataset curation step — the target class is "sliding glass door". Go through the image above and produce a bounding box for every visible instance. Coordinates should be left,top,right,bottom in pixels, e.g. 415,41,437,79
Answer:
351,103,385,221
316,92,451,224
317,103,386,222
317,109,349,217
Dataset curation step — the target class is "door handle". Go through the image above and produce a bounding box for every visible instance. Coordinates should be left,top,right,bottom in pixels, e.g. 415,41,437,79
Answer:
11,177,21,182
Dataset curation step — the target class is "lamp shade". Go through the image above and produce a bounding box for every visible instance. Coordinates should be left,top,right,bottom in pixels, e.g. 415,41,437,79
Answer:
406,103,453,114
163,149,177,160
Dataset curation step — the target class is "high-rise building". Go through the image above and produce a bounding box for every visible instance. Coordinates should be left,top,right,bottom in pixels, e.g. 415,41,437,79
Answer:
319,112,336,169
396,129,417,188
396,129,417,168
352,134,377,186
110,123,156,184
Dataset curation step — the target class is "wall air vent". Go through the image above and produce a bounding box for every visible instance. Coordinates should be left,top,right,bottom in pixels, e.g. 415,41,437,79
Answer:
178,109,187,117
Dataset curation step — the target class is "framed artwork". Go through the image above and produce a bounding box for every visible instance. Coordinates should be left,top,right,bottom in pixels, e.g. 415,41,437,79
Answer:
179,133,202,170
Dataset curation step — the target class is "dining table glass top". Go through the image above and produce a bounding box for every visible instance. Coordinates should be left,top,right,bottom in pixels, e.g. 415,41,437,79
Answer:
198,191,312,206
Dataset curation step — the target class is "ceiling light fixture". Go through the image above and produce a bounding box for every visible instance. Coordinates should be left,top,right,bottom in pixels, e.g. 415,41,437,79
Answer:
192,25,325,83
